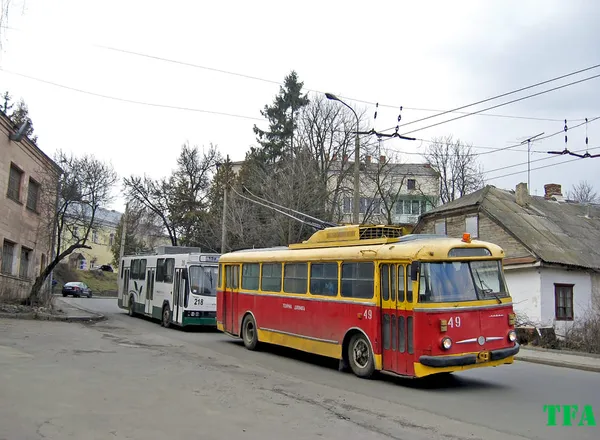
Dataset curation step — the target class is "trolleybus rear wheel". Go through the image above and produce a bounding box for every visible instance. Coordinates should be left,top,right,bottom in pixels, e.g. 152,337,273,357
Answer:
128,296,135,317
242,314,259,350
162,305,171,328
348,333,375,378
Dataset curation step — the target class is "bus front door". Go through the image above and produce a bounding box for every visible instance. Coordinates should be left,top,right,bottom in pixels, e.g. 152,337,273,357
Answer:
172,268,186,325
380,264,411,375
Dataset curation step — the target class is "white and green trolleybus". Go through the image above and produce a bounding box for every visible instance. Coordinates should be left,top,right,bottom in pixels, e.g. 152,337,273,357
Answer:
117,247,220,328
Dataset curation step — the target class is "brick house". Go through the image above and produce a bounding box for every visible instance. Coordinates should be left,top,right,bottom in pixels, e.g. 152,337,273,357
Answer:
0,110,62,300
413,182,600,335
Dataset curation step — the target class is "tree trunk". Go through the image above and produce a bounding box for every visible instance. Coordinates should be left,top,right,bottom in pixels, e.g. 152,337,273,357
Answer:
28,243,92,306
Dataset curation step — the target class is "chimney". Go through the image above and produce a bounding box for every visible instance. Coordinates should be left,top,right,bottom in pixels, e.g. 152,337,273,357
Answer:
332,154,337,161
380,155,386,163
342,154,348,162
515,182,530,207
544,183,563,200
365,155,371,164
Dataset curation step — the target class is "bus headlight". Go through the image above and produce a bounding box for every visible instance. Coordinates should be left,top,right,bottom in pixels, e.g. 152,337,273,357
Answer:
441,337,452,350
508,330,517,342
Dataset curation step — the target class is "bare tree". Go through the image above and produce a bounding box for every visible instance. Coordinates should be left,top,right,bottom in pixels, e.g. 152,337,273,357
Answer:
29,151,118,304
0,1,26,48
124,142,221,247
296,95,367,223
423,135,484,205
567,180,598,204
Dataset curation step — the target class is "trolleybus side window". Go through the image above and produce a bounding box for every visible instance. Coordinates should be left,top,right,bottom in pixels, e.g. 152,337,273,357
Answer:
225,265,239,289
139,259,147,280
309,263,338,296
156,259,165,282
341,262,374,299
283,263,307,294
261,263,282,292
398,265,406,302
380,264,389,301
242,263,260,291
164,258,174,283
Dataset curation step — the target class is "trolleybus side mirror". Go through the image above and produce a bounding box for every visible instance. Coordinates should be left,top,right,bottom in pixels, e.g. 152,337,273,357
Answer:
410,262,420,281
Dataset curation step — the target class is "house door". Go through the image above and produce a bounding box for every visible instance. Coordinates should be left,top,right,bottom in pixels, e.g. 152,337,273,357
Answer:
380,264,411,375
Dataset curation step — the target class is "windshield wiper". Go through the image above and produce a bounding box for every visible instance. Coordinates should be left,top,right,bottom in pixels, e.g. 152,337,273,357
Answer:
474,271,502,304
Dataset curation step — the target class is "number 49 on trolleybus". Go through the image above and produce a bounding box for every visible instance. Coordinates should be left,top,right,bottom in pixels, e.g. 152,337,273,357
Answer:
216,225,519,379
118,249,220,328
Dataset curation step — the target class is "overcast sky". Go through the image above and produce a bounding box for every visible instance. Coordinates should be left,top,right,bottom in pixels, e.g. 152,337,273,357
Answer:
1,0,599,212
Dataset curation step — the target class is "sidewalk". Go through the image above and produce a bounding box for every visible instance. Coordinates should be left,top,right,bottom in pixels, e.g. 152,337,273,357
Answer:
516,345,600,373
0,297,105,322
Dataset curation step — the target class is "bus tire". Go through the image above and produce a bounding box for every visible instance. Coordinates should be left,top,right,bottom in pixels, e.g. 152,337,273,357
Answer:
162,304,171,328
241,314,258,350
347,333,375,379
128,296,135,317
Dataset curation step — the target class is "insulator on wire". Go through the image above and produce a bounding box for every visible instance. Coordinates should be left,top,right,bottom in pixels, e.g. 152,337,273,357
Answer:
374,103,378,120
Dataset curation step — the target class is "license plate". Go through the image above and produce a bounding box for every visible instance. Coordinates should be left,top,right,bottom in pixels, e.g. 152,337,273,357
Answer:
477,351,490,363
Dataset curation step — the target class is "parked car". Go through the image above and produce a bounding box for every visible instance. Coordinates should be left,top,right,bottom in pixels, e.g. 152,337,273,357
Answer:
99,265,113,272
62,282,93,298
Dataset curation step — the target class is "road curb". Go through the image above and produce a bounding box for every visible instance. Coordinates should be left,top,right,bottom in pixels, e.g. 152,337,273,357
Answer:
515,355,600,373
0,311,105,322
53,299,106,322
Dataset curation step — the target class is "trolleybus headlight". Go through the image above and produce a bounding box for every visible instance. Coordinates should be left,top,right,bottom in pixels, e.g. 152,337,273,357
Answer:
508,330,517,342
441,337,452,350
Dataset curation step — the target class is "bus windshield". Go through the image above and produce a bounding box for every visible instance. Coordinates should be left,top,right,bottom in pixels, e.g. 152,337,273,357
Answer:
418,260,509,303
189,265,218,296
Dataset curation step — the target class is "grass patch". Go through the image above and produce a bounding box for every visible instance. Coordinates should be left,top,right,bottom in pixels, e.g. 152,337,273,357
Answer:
53,263,118,295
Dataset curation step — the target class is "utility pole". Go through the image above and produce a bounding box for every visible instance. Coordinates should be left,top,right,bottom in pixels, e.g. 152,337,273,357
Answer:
119,202,129,262
220,155,229,254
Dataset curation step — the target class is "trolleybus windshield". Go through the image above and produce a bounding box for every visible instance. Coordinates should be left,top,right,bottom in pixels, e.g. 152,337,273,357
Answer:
189,265,218,296
418,260,509,303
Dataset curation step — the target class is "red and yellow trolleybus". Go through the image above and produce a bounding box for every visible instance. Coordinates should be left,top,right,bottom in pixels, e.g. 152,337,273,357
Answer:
216,225,519,379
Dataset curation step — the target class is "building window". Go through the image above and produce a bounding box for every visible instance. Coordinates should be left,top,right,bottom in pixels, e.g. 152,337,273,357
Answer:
342,197,351,214
72,227,79,239
1,240,15,275
109,233,115,246
92,230,98,244
19,247,31,278
7,163,23,202
465,215,479,238
434,219,446,235
26,178,40,212
554,284,574,321
407,179,416,190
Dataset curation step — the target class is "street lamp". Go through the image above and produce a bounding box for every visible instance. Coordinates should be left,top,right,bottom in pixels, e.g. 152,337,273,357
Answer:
325,93,361,225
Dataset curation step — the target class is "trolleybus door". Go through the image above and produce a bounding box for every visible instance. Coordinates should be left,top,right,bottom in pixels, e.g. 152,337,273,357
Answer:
145,268,155,315
173,268,187,325
380,264,411,375
123,268,130,306
223,265,239,334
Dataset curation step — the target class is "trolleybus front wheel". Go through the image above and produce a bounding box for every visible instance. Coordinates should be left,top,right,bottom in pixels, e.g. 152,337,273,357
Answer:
348,333,375,378
242,314,259,350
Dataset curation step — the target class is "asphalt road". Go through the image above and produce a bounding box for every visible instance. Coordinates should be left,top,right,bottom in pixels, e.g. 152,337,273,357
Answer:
57,297,600,439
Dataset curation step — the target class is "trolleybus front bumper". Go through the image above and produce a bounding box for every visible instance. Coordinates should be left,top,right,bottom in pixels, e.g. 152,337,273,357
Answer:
418,343,520,368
